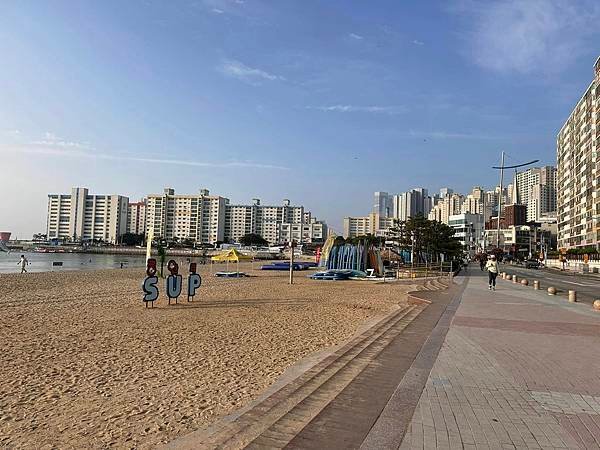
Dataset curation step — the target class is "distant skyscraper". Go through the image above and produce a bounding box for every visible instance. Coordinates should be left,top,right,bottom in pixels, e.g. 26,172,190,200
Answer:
428,193,464,224
461,186,485,216
557,56,600,250
513,166,557,222
373,191,393,217
392,188,429,220
439,187,453,198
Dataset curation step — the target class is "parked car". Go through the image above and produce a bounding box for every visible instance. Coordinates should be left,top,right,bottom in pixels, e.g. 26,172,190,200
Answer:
525,259,541,269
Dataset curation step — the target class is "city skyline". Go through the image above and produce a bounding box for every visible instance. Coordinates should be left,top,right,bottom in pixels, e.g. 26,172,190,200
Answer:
2,1,599,238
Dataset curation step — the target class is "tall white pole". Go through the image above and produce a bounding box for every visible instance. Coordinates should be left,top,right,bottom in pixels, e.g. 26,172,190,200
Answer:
496,151,505,250
289,242,294,284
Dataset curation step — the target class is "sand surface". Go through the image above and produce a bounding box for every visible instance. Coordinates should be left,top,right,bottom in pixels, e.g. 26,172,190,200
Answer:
0,263,415,449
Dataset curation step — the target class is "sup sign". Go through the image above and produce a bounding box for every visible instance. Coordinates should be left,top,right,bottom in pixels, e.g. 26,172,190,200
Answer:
142,259,202,307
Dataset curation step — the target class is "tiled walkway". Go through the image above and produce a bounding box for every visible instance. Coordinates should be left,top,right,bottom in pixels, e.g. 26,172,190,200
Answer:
396,271,600,450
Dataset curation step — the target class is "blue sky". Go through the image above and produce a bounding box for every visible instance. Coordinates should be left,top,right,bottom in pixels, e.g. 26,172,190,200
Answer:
1,0,599,238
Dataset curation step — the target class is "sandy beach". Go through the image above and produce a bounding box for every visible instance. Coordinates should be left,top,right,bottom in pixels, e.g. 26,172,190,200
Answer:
0,264,417,449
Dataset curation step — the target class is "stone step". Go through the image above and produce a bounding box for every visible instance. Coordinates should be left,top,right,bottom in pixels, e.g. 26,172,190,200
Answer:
244,306,425,449
195,304,425,449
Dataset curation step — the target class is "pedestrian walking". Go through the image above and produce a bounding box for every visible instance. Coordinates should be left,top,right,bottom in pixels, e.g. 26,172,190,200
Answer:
486,254,499,290
17,255,29,274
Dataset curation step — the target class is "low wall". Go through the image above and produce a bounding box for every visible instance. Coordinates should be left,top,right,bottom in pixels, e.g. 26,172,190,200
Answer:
545,258,600,274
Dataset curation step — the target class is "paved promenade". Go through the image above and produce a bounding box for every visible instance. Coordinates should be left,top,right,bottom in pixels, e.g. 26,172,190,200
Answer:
168,272,599,449
392,271,600,450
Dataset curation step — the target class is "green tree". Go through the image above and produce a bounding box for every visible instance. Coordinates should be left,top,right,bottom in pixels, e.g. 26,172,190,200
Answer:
388,215,462,263
121,233,144,246
333,236,346,246
345,234,385,246
239,233,268,246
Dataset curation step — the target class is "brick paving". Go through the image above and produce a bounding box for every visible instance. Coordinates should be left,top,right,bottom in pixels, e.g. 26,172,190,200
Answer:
396,271,600,450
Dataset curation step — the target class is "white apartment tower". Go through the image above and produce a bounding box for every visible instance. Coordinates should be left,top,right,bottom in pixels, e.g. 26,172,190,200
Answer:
223,198,306,244
46,187,129,243
279,219,328,244
514,166,557,222
557,57,600,250
127,200,146,235
428,193,464,224
392,188,430,220
461,186,485,217
343,213,394,238
145,188,227,244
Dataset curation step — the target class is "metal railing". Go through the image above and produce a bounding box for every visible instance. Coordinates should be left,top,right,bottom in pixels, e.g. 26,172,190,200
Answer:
395,262,458,279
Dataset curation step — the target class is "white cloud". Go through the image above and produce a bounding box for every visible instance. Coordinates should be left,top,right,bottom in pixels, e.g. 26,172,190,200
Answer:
219,60,285,85
456,0,600,74
412,39,424,46
349,33,364,40
308,105,405,115
7,145,289,171
30,132,92,150
211,8,224,14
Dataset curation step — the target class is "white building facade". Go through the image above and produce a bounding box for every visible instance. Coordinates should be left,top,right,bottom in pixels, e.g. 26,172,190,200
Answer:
557,57,600,250
428,193,464,224
126,200,146,235
343,213,394,238
223,199,308,244
514,166,557,222
145,188,227,244
46,187,129,243
392,188,430,221
448,213,485,257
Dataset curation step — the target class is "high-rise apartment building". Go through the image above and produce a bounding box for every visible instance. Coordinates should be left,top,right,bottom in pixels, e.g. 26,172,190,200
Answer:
557,57,600,250
145,188,227,244
514,166,557,222
343,216,372,238
279,218,328,244
461,186,485,216
428,193,464,224
439,187,453,198
223,198,306,244
46,187,129,243
343,213,394,238
392,188,430,220
373,192,393,217
126,200,146,235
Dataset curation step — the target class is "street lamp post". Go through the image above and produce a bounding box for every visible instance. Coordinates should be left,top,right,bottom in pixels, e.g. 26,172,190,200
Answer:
492,153,539,251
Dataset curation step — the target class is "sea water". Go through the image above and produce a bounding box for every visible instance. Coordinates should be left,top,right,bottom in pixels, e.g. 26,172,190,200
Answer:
0,252,148,274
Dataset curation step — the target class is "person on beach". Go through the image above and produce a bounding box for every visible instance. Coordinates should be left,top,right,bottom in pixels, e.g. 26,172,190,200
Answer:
17,255,29,274
486,255,499,290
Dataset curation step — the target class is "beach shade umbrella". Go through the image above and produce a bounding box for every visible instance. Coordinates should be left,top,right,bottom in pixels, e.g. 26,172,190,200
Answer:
211,248,253,274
